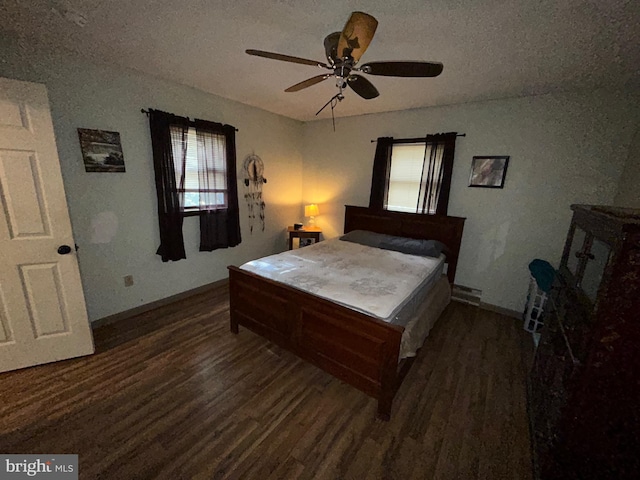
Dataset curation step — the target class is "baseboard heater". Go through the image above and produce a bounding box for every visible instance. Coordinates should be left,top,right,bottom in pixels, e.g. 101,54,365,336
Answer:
451,284,482,306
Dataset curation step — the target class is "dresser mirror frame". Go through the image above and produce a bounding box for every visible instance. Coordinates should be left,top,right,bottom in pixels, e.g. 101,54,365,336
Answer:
559,208,618,314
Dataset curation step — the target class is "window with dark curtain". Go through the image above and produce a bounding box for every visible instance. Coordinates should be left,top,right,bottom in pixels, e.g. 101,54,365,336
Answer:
149,109,189,262
369,133,457,215
148,109,241,262
194,119,241,252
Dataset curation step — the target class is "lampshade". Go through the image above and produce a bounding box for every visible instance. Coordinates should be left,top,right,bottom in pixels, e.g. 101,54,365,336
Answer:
304,204,319,217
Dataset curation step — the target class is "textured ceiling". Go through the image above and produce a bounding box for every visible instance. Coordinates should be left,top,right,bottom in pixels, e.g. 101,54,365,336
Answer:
1,0,639,121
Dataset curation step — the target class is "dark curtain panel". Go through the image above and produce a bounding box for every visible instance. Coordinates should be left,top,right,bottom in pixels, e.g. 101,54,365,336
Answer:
149,109,190,262
417,135,445,214
431,132,457,215
416,132,457,215
369,137,394,210
194,119,241,252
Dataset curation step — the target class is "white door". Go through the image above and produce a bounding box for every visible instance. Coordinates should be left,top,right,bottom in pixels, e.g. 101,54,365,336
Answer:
0,77,94,373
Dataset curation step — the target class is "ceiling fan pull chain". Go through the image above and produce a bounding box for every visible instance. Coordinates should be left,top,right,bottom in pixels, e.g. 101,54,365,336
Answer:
331,100,336,131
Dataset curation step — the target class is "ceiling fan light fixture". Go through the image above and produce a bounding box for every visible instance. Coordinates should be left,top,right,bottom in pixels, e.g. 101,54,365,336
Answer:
245,11,444,114
323,32,341,64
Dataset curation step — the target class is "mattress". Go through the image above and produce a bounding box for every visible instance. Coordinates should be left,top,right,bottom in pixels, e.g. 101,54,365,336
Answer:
240,238,445,325
399,275,450,358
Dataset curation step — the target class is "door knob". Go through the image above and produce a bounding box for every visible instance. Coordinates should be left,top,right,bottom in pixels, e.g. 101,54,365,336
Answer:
57,245,72,255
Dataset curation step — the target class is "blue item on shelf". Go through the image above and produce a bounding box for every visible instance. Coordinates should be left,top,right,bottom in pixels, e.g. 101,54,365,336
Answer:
528,259,556,293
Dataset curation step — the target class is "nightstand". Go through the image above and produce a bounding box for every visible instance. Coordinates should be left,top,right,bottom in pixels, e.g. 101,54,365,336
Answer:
288,226,322,250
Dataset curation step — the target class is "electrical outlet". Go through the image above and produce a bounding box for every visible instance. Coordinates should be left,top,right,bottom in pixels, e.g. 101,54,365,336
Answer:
124,275,134,287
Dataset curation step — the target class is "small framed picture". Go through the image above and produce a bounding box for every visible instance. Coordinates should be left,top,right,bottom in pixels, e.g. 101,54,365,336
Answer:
78,128,125,172
469,156,509,188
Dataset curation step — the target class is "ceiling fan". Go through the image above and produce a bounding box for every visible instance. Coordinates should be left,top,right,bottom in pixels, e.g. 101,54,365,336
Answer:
246,12,443,115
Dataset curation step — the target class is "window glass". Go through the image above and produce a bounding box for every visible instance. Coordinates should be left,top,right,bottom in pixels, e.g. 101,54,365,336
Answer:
170,126,227,211
386,143,442,214
567,227,586,277
581,238,610,302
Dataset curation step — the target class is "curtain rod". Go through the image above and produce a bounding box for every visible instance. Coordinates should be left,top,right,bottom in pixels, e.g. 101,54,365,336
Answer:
370,133,465,143
141,109,239,132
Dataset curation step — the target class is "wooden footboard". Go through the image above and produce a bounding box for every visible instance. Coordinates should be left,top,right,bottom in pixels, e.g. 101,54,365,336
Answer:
228,266,404,420
228,206,465,419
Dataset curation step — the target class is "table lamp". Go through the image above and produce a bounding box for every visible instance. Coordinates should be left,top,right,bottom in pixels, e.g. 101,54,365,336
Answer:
304,204,319,228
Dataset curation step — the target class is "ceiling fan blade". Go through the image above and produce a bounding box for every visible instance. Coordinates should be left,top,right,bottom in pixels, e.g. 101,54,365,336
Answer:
323,32,341,63
246,49,327,68
285,74,332,92
360,61,444,77
347,74,379,99
337,12,378,62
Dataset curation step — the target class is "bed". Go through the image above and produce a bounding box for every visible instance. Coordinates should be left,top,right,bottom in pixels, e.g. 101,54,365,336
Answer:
228,205,466,419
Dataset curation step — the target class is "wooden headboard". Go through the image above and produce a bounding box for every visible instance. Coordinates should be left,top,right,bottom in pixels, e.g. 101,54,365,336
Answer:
344,205,466,284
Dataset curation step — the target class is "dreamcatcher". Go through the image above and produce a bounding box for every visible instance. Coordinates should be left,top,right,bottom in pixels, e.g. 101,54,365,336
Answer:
243,154,267,233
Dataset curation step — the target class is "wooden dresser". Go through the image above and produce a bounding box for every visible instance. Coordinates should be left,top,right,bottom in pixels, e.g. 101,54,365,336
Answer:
529,204,640,480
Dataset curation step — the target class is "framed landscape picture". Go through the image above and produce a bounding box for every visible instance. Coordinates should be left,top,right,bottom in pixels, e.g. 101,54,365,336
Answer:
469,156,509,188
78,128,125,172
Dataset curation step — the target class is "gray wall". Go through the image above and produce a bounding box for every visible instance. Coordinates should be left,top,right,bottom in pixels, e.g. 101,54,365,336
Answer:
301,90,640,311
3,35,638,320
615,125,640,208
0,41,304,321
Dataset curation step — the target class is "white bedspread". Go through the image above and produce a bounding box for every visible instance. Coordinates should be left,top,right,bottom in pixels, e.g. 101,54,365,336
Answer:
240,238,444,321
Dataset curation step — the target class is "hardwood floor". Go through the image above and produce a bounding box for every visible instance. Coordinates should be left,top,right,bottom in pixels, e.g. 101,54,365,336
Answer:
0,282,533,479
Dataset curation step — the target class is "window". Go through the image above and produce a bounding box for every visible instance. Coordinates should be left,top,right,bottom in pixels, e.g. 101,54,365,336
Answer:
386,143,444,214
369,133,457,216
170,126,228,213
149,108,241,261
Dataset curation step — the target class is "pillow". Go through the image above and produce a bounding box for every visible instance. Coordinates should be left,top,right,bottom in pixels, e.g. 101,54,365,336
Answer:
340,230,446,258
379,236,446,258
339,230,387,249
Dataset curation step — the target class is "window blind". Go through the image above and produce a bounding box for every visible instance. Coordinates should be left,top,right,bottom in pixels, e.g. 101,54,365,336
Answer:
170,126,227,210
